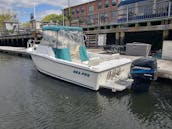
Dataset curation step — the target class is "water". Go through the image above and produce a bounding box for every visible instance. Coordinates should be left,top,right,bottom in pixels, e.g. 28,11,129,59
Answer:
0,53,172,129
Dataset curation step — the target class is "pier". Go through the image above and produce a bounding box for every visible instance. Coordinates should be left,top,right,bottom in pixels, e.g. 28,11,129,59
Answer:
0,34,34,47
0,46,28,56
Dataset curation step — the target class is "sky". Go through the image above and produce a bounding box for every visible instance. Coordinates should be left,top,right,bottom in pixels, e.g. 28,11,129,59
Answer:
0,0,94,23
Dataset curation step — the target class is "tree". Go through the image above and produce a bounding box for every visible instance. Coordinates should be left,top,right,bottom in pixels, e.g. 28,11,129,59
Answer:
66,10,73,26
42,14,65,25
22,22,31,28
0,13,13,28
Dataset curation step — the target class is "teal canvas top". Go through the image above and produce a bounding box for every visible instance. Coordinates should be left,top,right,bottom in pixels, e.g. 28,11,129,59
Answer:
42,25,83,32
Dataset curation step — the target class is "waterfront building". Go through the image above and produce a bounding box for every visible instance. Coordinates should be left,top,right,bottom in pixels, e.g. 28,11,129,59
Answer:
64,0,171,26
63,0,119,27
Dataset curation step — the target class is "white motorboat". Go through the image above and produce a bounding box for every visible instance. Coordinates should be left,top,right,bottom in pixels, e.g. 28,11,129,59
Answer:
27,26,133,92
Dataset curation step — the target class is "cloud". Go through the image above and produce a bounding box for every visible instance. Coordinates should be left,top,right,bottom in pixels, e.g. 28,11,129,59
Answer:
0,0,95,9
0,0,95,22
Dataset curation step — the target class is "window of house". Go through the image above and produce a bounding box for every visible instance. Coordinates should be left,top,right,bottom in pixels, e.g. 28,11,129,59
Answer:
72,9,75,15
81,7,85,13
89,6,94,14
98,2,102,9
105,13,109,18
112,0,116,6
89,15,94,23
112,11,116,18
76,8,80,14
105,0,109,8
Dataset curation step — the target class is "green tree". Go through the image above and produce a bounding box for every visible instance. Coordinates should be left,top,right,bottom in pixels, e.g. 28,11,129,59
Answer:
66,10,73,26
22,22,31,28
42,14,65,25
0,13,13,28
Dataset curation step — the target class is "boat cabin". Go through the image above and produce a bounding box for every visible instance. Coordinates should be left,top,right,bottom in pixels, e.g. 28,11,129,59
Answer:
41,25,89,62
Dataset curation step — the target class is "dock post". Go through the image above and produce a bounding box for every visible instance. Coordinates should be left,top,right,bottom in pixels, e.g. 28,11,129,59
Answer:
6,38,8,46
163,30,169,40
116,32,120,45
120,32,125,45
10,38,14,47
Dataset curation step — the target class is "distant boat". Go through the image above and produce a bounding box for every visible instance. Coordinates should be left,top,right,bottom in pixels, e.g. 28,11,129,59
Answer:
27,25,141,92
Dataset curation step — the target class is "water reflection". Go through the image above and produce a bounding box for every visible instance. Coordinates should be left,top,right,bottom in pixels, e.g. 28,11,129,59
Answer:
0,53,172,129
128,82,172,129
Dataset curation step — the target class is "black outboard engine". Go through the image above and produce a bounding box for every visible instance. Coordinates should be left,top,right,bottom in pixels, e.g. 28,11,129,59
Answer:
130,58,157,92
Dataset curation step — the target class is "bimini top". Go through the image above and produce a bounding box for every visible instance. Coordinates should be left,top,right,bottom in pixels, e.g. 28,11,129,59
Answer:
118,0,146,7
42,25,83,32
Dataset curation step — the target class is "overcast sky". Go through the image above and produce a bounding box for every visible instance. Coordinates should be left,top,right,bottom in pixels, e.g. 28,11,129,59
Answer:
0,0,94,22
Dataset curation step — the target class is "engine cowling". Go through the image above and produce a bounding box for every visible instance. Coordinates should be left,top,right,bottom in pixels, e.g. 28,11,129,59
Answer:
130,58,157,92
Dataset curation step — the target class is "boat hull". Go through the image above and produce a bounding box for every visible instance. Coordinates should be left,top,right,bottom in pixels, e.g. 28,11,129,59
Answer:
30,53,131,91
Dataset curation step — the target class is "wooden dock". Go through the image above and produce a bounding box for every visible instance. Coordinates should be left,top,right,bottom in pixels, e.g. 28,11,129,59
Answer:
0,46,28,56
0,33,33,47
157,59,172,80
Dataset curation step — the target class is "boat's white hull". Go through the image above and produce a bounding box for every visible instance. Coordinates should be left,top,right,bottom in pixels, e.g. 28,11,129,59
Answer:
30,53,131,91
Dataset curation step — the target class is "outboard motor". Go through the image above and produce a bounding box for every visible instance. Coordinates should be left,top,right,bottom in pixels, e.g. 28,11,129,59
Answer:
130,58,157,92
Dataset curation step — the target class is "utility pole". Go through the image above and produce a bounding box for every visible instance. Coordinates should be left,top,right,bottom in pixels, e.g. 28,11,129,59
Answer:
62,9,65,26
33,0,37,46
33,0,36,19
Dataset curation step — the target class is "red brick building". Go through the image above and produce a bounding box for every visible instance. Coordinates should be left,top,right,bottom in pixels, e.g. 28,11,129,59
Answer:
64,0,120,27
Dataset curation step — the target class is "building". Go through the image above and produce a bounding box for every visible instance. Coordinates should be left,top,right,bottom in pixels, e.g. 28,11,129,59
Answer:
64,0,119,27
64,0,171,26
64,0,172,53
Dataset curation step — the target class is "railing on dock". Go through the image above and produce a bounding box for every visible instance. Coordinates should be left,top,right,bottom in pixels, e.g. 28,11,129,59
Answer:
117,0,171,23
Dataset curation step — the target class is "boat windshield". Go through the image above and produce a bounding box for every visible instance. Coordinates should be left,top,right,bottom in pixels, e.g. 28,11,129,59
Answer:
41,26,86,48
41,26,89,62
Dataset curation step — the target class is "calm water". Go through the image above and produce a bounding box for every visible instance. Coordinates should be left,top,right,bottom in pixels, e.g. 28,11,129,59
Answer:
0,53,172,129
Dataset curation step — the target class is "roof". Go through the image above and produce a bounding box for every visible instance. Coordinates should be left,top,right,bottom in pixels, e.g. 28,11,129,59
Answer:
63,0,95,10
42,25,83,32
118,0,146,7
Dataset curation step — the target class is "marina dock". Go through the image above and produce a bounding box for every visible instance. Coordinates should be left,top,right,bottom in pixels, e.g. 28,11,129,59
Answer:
0,46,28,56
